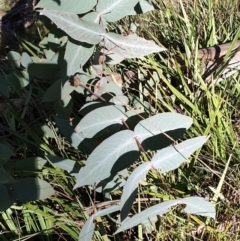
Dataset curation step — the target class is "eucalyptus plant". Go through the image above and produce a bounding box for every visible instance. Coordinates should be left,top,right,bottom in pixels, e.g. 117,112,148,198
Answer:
0,0,216,240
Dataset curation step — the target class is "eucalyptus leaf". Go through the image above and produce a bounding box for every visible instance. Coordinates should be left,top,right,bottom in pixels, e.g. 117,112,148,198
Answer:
120,162,151,210
115,197,215,234
42,79,62,102
54,95,73,117
0,144,14,166
21,52,33,68
0,184,9,200
28,60,60,80
55,117,84,149
104,32,165,58
125,110,148,130
74,130,139,188
79,102,113,117
78,215,95,241
92,78,123,98
181,196,216,218
117,200,177,234
6,71,29,92
65,40,95,76
44,49,56,61
96,0,139,22
0,167,15,184
36,0,97,14
75,105,126,138
134,112,192,144
96,171,127,193
7,51,21,68
6,157,47,176
109,96,129,105
12,177,55,201
151,136,208,172
0,184,14,211
47,155,81,177
82,12,107,29
30,124,55,138
95,205,121,217
40,10,105,45
105,50,125,65
128,0,156,15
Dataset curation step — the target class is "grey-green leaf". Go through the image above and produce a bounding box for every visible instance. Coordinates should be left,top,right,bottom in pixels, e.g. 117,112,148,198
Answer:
47,155,81,177
12,177,55,201
181,196,216,218
95,205,121,217
115,197,215,234
65,40,95,76
27,60,60,80
39,10,105,44
0,144,14,165
96,0,139,22
151,136,208,173
6,157,47,176
74,130,139,188
128,0,156,15
109,96,129,106
6,71,29,92
36,0,97,14
104,32,165,58
21,52,33,68
0,167,15,184
55,117,84,149
0,184,14,211
134,112,192,143
75,105,126,138
121,162,151,210
116,200,178,234
78,216,95,241
7,51,21,68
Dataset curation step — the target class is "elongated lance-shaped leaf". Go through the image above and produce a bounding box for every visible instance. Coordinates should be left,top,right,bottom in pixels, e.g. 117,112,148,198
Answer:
0,184,14,211
95,205,121,217
12,177,55,201
55,117,84,149
117,200,178,234
75,105,126,138
65,40,95,75
134,112,192,143
82,12,107,28
74,130,139,188
39,10,105,44
180,196,216,218
47,156,81,177
120,162,151,210
5,157,47,176
104,32,165,58
0,167,15,184
36,0,97,14
151,136,208,173
115,197,215,234
0,144,14,166
120,136,208,211
78,215,95,241
109,96,129,106
128,0,156,15
96,0,139,22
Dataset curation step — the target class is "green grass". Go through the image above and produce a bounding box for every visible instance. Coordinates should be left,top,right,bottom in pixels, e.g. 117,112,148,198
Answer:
0,0,239,240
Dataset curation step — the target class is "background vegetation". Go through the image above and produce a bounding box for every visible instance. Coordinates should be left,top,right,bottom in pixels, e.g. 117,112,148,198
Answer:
0,0,239,240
